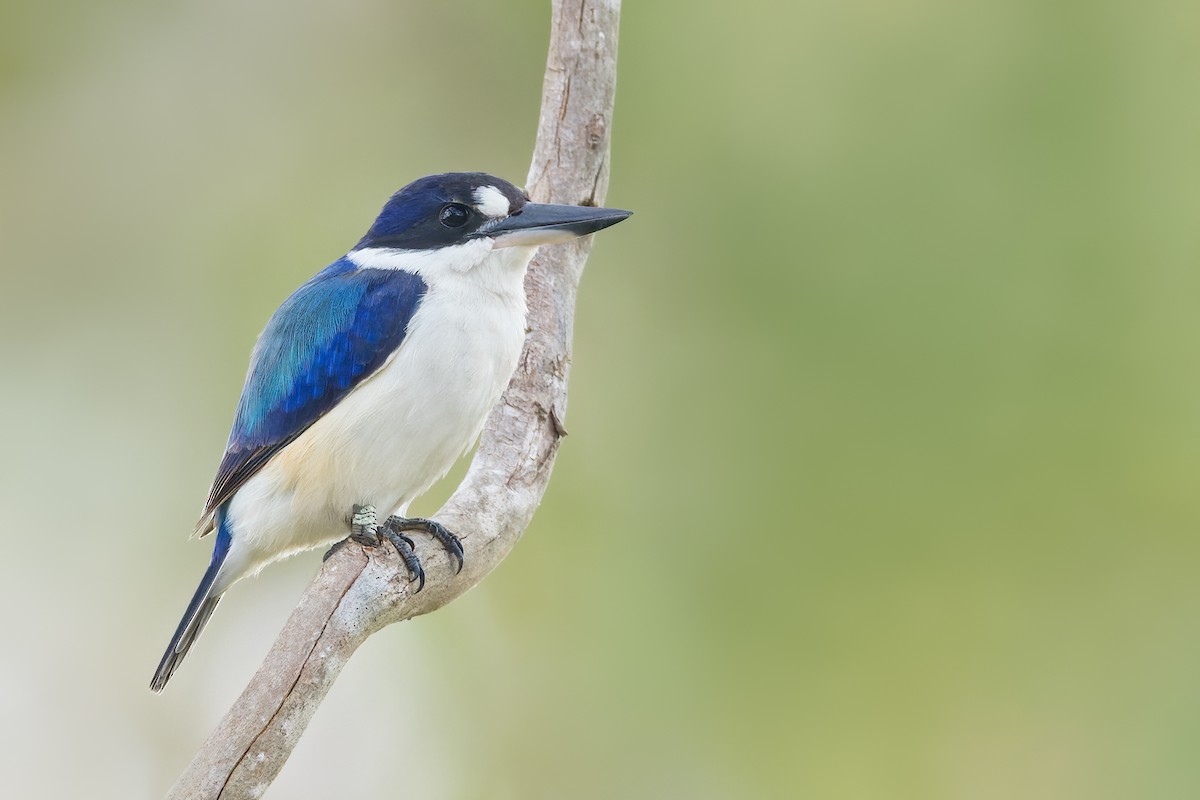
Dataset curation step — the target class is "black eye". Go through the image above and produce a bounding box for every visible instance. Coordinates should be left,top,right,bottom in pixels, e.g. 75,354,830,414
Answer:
439,203,471,228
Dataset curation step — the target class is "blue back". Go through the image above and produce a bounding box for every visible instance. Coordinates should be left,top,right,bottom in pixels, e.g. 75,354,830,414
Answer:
202,258,427,520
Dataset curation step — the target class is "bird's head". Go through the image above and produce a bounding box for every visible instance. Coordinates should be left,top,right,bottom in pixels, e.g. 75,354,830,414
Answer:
349,173,630,276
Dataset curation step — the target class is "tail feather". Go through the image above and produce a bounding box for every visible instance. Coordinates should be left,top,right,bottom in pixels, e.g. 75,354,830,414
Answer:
150,515,232,692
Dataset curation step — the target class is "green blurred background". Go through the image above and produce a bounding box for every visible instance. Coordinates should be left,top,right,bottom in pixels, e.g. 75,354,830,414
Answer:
2,0,1200,797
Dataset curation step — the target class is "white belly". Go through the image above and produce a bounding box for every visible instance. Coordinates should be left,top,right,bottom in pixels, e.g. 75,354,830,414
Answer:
217,271,527,589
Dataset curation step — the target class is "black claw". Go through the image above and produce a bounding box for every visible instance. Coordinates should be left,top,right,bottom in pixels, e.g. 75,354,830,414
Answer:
384,516,465,574
323,539,348,562
381,528,426,592
324,530,379,561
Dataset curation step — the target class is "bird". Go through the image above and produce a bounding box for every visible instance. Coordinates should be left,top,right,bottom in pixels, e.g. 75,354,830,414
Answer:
150,172,630,692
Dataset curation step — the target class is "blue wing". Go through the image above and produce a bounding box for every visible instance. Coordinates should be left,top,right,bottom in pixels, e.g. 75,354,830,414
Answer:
197,259,427,531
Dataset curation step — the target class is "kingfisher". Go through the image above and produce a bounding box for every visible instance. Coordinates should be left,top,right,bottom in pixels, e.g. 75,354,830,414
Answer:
150,173,630,692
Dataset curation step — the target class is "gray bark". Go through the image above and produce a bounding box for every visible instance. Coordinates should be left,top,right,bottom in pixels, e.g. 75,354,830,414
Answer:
165,1,623,797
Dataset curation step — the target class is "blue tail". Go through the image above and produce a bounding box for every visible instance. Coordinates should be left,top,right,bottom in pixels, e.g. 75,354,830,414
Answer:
150,514,233,692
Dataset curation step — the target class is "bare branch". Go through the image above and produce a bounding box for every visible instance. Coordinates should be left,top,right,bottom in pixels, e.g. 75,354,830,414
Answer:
166,2,623,797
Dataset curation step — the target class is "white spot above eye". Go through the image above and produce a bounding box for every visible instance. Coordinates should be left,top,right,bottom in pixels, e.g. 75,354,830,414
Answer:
472,185,511,218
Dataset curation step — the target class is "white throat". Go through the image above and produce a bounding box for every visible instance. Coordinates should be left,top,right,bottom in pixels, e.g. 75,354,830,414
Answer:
349,241,538,297
348,239,494,274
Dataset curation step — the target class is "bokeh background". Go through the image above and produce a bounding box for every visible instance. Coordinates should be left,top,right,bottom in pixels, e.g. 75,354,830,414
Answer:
3,0,1200,797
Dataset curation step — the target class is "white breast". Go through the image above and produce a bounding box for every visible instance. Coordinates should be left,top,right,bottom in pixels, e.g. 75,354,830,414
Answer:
218,244,534,589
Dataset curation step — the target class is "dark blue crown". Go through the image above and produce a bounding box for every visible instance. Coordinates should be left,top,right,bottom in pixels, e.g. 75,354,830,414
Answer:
355,172,527,251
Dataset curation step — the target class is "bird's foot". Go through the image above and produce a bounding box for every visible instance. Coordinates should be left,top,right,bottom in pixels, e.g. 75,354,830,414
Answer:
379,515,465,593
323,504,382,561
378,526,426,592
324,508,464,593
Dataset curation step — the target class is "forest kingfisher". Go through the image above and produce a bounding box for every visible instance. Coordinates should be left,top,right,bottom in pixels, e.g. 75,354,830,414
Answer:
150,172,630,692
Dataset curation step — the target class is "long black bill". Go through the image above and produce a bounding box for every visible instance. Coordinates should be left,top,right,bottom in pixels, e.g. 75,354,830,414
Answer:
486,202,632,248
